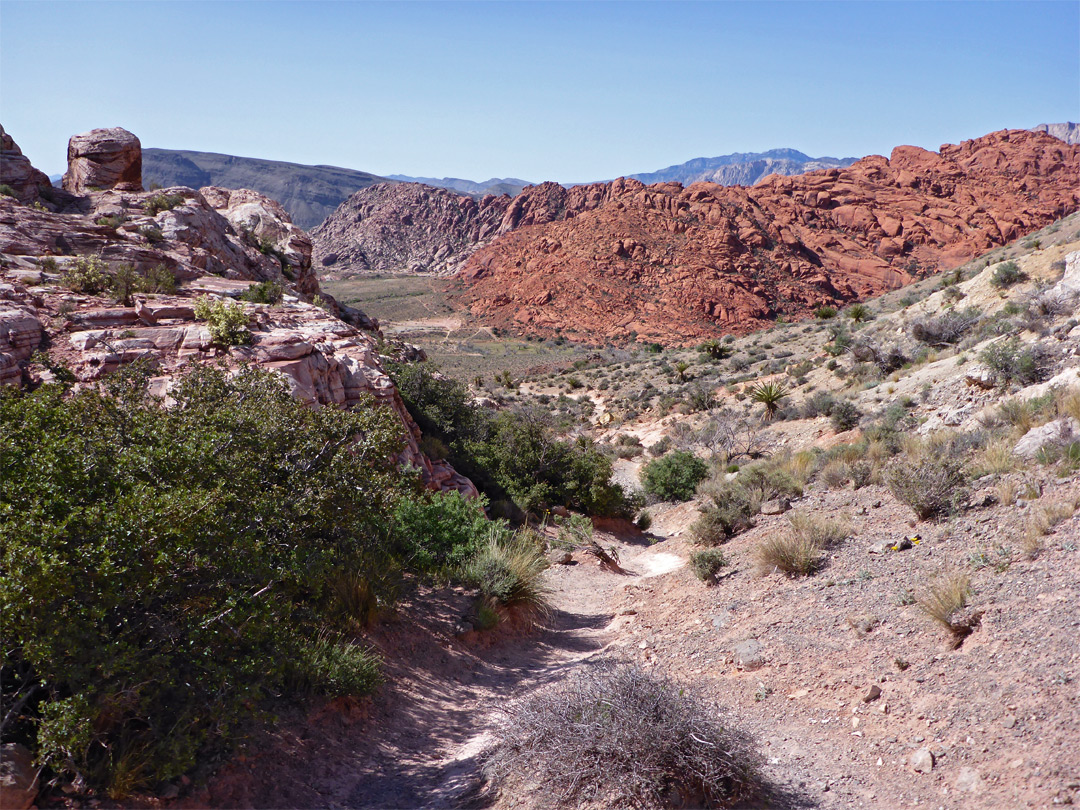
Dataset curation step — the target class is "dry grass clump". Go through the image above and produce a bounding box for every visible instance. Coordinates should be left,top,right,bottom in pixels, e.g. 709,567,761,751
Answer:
756,513,847,577
757,532,822,577
484,660,760,809
918,572,980,646
1023,497,1079,558
995,479,1018,507
465,529,551,620
819,459,850,489
789,511,850,547
1056,387,1080,423
970,438,1021,478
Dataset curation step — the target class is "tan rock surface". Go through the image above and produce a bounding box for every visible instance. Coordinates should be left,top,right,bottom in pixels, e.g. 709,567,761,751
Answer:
62,127,144,193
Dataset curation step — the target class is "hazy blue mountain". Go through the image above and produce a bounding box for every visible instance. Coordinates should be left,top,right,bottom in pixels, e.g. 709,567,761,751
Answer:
622,148,858,187
386,175,530,198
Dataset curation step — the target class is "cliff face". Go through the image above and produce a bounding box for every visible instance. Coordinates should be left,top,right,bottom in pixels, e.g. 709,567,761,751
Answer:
452,130,1080,345
0,127,474,496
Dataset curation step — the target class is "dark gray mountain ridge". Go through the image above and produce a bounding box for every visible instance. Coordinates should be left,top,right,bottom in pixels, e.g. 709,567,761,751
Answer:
142,149,392,230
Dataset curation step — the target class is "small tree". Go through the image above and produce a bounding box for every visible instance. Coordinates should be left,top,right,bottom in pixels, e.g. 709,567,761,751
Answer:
194,296,252,346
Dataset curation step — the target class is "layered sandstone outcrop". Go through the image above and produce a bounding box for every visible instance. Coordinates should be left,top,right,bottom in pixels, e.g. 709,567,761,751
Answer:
63,127,144,194
1,125,51,204
454,130,1079,344
1,127,475,496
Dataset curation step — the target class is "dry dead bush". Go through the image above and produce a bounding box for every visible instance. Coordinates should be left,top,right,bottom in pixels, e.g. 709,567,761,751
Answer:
886,451,968,520
484,660,760,809
820,459,850,489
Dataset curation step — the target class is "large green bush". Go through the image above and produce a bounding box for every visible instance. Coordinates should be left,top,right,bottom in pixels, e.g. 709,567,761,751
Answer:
640,450,708,502
393,489,495,571
0,364,410,793
390,362,634,518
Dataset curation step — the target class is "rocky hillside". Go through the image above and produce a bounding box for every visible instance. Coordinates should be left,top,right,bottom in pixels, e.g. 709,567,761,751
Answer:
1,126,474,496
454,130,1079,345
624,147,857,187
142,148,392,230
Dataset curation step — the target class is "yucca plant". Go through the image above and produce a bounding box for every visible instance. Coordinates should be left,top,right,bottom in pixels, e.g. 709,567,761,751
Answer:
749,381,788,420
846,303,873,322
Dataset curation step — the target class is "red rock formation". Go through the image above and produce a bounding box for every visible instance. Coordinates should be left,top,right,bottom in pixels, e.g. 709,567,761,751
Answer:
454,130,1079,344
63,127,143,194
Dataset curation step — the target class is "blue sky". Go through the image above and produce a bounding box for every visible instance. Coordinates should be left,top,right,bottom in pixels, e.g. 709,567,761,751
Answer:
2,1,1077,182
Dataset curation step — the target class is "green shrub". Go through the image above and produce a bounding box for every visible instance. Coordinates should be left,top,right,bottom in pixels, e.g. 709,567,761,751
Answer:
979,338,1049,386
484,660,759,808
830,399,862,432
0,364,408,793
990,260,1028,289
95,214,124,229
390,363,633,518
392,490,494,571
689,548,728,584
801,390,838,418
142,263,177,294
139,224,164,243
0,183,16,198
885,453,968,520
110,263,142,305
641,450,708,502
814,306,837,319
286,633,381,697
143,192,184,216
194,296,252,346
240,279,285,304
59,255,109,294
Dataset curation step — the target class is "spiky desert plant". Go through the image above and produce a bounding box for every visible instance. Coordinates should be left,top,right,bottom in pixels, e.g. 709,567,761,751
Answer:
748,381,788,420
846,303,872,322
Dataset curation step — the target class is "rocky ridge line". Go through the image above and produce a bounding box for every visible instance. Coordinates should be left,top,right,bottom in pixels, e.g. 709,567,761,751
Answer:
454,129,1079,344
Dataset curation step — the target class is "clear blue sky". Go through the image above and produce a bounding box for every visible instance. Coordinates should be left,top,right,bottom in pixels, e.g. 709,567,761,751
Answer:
2,1,1077,182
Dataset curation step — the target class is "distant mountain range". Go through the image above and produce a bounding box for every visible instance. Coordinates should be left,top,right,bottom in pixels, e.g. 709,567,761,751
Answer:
140,124,1077,231
386,175,529,198
622,148,858,187
1032,122,1079,145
